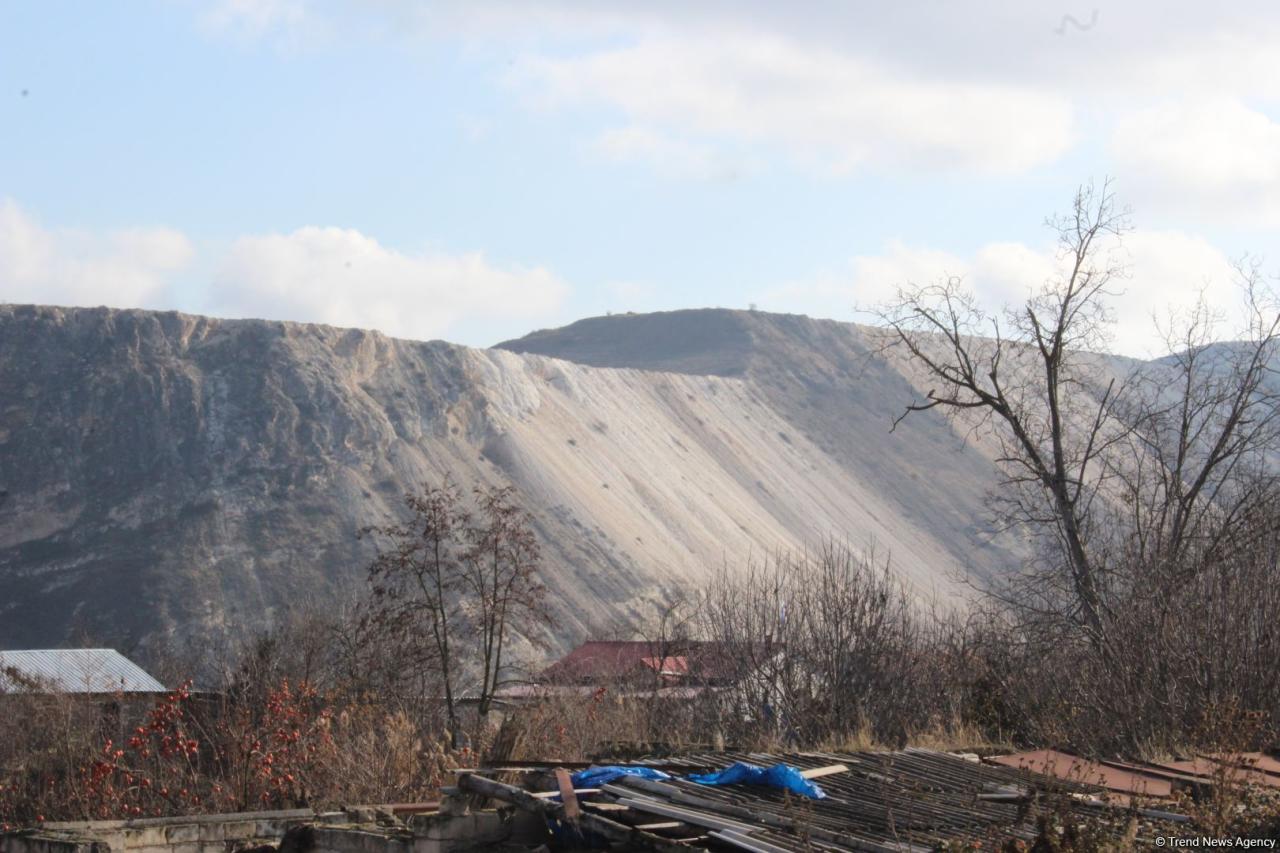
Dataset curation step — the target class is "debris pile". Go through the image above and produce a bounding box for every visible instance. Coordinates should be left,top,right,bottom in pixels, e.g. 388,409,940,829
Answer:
452,747,1221,850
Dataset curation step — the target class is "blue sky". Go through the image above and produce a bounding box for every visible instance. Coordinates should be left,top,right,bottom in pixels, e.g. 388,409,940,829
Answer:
2,1,1278,354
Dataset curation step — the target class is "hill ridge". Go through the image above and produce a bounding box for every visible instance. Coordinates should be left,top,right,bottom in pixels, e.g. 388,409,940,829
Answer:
1,304,1024,656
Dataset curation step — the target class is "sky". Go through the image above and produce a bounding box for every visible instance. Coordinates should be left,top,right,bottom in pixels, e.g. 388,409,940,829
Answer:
1,1,1278,356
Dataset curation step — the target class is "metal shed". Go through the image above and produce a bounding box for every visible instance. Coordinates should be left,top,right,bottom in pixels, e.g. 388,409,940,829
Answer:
0,648,165,694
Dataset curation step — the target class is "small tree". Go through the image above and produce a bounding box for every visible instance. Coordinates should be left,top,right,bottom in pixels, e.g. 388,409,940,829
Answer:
363,482,547,741
363,482,468,746
462,485,548,723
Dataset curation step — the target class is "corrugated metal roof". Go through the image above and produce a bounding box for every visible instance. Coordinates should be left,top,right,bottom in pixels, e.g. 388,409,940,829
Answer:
467,747,1184,850
0,649,165,694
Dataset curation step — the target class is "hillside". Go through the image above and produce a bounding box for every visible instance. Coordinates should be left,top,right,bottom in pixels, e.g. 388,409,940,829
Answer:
0,305,1029,657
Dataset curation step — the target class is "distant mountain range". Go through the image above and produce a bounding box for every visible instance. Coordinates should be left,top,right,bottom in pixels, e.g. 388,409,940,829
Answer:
0,305,1035,657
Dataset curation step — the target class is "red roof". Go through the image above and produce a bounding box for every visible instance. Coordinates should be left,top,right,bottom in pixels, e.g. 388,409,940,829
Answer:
540,641,732,685
641,655,688,676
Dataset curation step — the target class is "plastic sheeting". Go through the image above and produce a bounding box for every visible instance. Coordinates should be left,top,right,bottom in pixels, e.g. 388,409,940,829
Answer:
570,765,673,788
687,762,827,799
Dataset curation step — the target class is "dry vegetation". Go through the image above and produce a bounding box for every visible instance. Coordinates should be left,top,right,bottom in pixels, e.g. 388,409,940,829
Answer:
4,533,1279,836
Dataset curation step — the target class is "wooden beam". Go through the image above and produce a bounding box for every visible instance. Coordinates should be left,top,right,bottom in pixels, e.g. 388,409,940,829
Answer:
554,768,580,822
799,763,849,779
529,787,599,799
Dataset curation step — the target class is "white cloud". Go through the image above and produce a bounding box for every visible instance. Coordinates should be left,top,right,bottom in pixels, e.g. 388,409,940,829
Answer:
1111,99,1280,227
0,200,193,309
760,231,1241,358
1115,26,1280,101
1116,230,1245,354
0,201,569,343
209,226,569,341
186,1,1280,221
515,34,1075,176
764,240,1056,322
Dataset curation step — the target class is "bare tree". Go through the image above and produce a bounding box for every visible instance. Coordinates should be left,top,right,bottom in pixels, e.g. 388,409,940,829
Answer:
461,485,548,724
1118,273,1280,571
876,181,1280,752
701,541,934,747
877,182,1280,650
362,481,468,745
877,181,1132,640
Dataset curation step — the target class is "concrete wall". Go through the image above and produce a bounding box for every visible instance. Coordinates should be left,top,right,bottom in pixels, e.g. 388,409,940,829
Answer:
3,809,324,853
1,805,545,853
408,809,543,853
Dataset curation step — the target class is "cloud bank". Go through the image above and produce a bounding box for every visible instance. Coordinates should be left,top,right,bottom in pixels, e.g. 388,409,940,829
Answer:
0,200,193,310
760,230,1244,359
516,34,1074,176
0,200,568,343
210,226,569,340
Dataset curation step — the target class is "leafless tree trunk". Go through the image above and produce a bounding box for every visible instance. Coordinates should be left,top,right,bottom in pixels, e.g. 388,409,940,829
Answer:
1118,272,1280,570
877,181,1280,753
877,181,1132,640
877,182,1280,655
462,485,548,725
362,481,468,746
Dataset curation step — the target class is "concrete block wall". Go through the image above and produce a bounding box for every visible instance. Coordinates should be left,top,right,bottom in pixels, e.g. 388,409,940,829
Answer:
0,799,550,853
408,809,544,853
2,809,319,853
2,805,545,853
0,832,107,853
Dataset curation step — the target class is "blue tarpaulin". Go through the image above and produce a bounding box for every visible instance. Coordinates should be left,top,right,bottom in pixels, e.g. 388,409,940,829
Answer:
570,765,673,788
686,762,827,799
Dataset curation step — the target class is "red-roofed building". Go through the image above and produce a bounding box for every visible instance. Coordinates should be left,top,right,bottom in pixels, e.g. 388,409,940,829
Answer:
537,640,735,690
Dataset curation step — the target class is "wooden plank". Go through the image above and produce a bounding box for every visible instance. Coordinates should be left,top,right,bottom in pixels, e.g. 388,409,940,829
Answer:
530,787,599,799
634,822,684,830
799,763,849,779
555,767,581,821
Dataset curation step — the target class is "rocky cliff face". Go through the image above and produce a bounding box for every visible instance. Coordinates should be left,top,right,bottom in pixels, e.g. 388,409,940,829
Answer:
0,305,1029,656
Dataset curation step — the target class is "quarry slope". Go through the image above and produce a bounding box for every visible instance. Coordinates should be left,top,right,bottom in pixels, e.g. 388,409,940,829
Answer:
0,305,1026,656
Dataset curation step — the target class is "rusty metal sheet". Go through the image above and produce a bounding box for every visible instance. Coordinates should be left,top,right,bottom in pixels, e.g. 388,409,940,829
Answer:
1158,758,1280,788
1098,759,1210,793
1204,752,1280,777
989,750,1173,798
